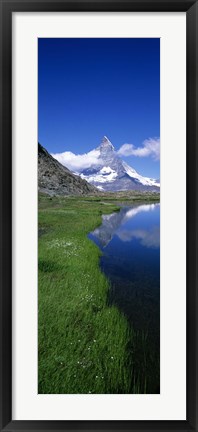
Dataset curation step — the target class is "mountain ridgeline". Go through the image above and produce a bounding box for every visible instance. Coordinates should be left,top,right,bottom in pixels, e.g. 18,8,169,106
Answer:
38,143,98,196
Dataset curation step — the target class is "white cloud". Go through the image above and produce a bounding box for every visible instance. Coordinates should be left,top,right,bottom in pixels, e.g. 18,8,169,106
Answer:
117,138,160,161
51,149,102,172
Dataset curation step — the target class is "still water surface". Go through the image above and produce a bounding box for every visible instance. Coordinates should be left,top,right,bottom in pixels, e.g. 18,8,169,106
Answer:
88,202,160,392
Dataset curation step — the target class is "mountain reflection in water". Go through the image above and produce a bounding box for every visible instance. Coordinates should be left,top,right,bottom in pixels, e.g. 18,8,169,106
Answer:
89,203,160,249
88,202,160,392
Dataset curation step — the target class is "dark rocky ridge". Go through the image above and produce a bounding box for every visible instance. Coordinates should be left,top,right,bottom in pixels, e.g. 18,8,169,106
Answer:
38,143,98,196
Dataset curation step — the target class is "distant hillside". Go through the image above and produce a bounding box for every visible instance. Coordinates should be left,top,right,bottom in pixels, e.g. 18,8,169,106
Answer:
38,143,98,196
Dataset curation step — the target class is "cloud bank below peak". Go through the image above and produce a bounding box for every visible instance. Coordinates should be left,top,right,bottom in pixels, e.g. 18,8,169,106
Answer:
51,149,102,172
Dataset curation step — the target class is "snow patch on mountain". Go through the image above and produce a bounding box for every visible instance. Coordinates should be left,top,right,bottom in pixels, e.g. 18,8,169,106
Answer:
123,162,160,187
80,166,118,184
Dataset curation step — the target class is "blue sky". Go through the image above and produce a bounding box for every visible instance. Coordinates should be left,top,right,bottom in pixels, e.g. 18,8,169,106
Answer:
38,38,160,178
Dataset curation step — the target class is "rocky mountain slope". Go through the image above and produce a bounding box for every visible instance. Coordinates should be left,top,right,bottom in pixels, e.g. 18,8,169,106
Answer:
78,136,160,192
38,143,97,196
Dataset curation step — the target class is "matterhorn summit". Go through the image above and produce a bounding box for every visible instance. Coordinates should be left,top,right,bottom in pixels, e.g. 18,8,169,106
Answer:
79,136,160,192
98,136,115,150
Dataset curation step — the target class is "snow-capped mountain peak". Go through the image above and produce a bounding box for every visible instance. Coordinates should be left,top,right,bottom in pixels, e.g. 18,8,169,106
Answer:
79,136,160,192
98,136,115,151
52,136,160,192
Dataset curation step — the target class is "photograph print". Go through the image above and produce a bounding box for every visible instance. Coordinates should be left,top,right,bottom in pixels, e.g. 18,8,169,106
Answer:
38,38,160,394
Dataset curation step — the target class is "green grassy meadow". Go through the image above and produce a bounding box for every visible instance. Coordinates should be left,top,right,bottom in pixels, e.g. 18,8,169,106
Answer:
38,194,159,394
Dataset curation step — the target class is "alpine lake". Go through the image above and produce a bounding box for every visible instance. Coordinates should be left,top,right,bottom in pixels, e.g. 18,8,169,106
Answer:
89,202,160,393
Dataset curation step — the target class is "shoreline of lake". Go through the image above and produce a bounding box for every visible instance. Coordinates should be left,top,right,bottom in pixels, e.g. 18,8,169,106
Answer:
38,194,160,394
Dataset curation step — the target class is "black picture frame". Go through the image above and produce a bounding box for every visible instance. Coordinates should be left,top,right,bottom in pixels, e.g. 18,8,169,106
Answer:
0,0,197,431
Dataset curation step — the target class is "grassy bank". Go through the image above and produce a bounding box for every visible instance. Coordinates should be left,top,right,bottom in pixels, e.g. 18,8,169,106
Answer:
38,195,134,394
38,194,159,394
